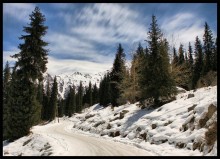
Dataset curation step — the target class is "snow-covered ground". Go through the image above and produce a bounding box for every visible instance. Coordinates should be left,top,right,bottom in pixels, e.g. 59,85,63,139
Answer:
3,86,217,156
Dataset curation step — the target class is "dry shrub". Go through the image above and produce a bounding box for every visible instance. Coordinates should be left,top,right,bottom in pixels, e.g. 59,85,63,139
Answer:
205,121,217,146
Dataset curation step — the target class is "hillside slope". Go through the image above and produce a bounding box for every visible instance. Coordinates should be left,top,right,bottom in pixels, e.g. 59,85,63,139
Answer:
69,86,217,156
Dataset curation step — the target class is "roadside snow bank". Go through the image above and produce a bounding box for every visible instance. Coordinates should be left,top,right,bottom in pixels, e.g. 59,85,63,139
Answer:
71,86,217,156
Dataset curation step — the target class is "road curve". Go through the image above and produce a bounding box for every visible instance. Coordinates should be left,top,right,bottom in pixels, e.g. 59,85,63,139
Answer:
32,120,154,156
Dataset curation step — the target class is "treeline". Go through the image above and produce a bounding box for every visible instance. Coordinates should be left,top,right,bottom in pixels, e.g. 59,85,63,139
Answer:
3,7,217,142
56,81,99,117
98,16,217,108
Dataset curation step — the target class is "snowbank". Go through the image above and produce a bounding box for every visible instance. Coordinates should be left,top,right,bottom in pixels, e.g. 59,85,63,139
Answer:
71,86,217,156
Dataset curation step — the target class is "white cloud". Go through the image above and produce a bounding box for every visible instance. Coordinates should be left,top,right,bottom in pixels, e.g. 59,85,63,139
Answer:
3,3,35,22
46,32,114,63
161,12,204,49
47,56,112,76
69,4,146,45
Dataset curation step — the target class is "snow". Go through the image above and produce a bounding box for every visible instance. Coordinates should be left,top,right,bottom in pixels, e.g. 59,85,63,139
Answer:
3,86,217,156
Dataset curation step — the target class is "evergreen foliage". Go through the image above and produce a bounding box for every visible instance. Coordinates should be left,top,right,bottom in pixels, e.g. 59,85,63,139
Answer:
6,7,48,141
49,76,58,121
92,83,99,105
140,15,176,106
7,69,41,141
192,36,204,89
203,22,214,75
11,6,48,82
110,43,126,106
178,44,185,65
3,61,11,140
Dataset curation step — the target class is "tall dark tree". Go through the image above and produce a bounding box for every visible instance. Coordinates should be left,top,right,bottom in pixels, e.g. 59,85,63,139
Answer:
7,7,48,141
92,83,99,105
188,42,194,71
99,73,112,106
88,81,93,106
66,84,76,117
42,80,50,120
37,83,44,106
76,81,83,112
110,43,126,106
212,38,217,71
178,44,185,65
3,61,11,140
172,47,178,67
49,76,58,121
203,22,214,75
192,36,203,89
141,15,176,106
123,43,145,103
11,7,48,82
7,69,41,141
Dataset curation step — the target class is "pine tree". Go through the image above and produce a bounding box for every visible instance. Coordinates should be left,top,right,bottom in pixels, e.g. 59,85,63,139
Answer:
188,42,194,71
58,99,64,117
7,69,41,141
141,15,176,106
178,44,185,65
11,7,48,82
37,83,43,106
42,80,51,120
49,76,58,121
172,47,178,67
3,61,11,140
203,22,214,75
92,83,99,105
192,36,203,89
88,81,93,106
67,84,76,117
212,38,217,71
76,81,83,112
7,7,48,140
110,43,126,106
123,42,145,103
119,67,132,103
99,73,112,106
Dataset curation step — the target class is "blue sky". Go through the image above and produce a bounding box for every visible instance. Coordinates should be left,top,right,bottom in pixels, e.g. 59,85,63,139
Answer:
3,3,217,75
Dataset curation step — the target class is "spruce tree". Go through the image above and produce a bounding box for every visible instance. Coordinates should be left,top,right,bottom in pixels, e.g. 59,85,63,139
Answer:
192,36,203,89
172,47,178,67
141,15,176,106
3,61,11,140
76,81,83,112
49,76,58,121
92,83,99,105
7,69,41,141
203,22,214,75
88,81,93,106
110,43,126,106
188,42,194,71
67,84,76,117
42,80,51,120
212,38,217,71
178,44,185,65
11,7,48,82
7,7,48,140
124,43,145,103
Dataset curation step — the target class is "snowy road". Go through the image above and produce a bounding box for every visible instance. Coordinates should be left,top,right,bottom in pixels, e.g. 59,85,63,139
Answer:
32,120,154,156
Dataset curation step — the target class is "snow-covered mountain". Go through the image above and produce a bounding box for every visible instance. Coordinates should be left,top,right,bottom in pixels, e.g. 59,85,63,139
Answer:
43,71,109,99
